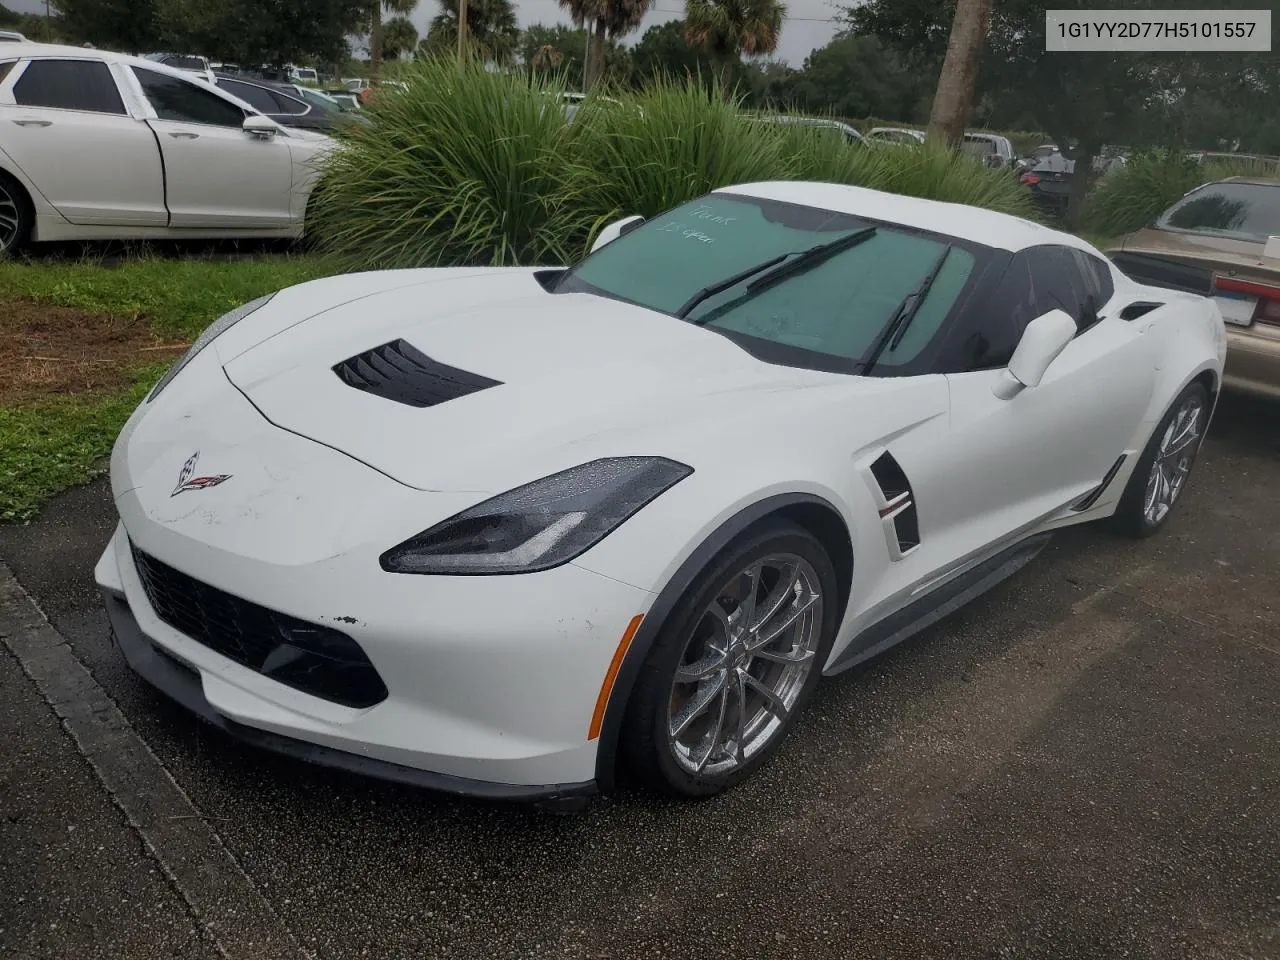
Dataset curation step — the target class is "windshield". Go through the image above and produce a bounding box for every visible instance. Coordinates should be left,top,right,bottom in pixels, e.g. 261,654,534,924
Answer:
555,193,981,372
1157,181,1280,242
296,87,338,111
164,56,207,70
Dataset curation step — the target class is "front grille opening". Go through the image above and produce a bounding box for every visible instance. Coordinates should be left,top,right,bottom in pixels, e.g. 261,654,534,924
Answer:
333,338,501,409
130,546,388,709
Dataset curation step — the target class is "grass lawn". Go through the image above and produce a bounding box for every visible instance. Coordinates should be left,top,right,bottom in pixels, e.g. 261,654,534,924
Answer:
0,253,337,523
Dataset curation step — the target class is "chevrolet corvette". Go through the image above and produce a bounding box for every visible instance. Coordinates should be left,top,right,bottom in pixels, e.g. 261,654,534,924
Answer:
96,182,1226,804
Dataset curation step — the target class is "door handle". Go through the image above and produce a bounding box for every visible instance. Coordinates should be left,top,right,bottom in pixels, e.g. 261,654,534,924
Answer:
167,131,199,140
12,119,51,127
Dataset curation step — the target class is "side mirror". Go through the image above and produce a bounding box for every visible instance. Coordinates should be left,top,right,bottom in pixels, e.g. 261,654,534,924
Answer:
992,308,1077,399
590,215,644,253
243,114,278,139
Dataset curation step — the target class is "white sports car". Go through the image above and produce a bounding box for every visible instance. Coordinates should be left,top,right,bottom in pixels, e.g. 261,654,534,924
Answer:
95,182,1226,805
0,43,331,255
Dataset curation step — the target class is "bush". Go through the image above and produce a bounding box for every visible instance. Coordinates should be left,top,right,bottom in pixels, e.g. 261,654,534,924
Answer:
1083,149,1280,237
310,60,1040,270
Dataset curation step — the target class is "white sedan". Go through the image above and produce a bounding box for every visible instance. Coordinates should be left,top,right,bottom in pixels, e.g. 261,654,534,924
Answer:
95,182,1225,805
0,43,331,255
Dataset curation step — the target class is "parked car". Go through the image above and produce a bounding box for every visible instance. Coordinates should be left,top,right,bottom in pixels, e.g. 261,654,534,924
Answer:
143,52,217,86
96,181,1223,804
0,43,332,256
751,115,871,147
0,30,26,42
962,132,1016,168
1019,152,1074,215
214,73,357,133
326,91,362,112
287,65,318,85
1108,176,1280,398
867,126,925,146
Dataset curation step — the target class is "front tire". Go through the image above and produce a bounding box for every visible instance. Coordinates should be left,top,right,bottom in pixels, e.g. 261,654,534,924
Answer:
621,520,839,798
1112,381,1209,538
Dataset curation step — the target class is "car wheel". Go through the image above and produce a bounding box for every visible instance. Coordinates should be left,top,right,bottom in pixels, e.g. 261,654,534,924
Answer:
0,173,32,258
621,519,839,798
1112,381,1210,538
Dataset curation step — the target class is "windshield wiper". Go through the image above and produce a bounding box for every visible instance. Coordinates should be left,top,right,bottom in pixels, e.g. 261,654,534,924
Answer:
743,225,878,296
674,253,791,319
863,245,952,373
675,225,877,321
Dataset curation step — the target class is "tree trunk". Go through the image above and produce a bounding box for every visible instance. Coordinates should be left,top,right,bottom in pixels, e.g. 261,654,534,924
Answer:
457,0,469,63
1065,147,1097,229
719,58,734,101
926,0,993,146
584,19,606,91
369,2,383,80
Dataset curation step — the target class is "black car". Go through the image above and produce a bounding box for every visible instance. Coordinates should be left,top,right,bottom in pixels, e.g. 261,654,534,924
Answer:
213,74,357,133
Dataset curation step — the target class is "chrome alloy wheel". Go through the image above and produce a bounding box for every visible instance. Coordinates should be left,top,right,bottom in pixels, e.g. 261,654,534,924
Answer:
1144,393,1205,526
667,555,823,776
0,181,19,254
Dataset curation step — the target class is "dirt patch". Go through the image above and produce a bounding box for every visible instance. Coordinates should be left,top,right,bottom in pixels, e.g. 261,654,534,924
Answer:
0,301,188,404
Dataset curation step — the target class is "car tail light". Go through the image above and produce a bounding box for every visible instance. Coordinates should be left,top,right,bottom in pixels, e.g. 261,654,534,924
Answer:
1214,275,1280,326
1020,173,1041,185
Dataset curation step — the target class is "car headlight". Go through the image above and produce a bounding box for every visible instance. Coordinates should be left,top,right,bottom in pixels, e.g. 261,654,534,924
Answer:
380,457,693,575
148,293,275,402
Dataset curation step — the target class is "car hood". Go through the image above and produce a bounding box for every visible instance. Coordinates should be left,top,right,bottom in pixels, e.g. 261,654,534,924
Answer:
219,270,866,492
1114,227,1280,282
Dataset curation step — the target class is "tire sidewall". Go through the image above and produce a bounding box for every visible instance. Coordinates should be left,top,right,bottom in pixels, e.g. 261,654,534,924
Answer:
1117,381,1210,537
623,520,840,798
0,173,33,258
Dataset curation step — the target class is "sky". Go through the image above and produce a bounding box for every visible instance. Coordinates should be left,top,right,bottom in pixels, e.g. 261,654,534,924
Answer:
9,0,846,65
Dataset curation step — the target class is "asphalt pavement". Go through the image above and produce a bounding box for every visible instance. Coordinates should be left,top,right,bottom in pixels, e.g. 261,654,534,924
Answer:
1,392,1277,960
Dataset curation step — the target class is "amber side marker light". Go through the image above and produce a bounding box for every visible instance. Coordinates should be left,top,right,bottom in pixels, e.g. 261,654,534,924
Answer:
588,614,644,741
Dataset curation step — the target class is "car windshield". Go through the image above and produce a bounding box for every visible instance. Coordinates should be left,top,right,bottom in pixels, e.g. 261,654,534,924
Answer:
164,56,206,70
296,87,338,111
1157,181,1280,242
555,193,981,372
961,138,995,157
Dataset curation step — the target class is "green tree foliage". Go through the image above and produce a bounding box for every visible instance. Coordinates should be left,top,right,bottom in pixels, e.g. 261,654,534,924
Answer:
629,19,721,86
684,0,785,94
785,33,931,120
518,24,628,88
381,14,418,59
426,0,519,64
51,0,160,51
558,0,654,90
153,0,365,66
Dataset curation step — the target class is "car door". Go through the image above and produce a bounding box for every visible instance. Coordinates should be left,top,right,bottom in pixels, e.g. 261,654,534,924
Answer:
0,57,166,225
918,245,1160,566
129,66,295,228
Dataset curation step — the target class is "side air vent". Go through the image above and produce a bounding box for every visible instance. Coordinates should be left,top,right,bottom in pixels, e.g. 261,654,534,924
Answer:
333,339,502,409
1120,301,1163,321
1073,454,1127,511
867,451,920,561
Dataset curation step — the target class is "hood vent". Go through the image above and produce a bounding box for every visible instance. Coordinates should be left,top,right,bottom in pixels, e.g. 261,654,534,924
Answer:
333,339,502,408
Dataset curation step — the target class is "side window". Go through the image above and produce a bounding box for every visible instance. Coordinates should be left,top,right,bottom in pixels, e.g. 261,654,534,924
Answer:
1025,245,1091,328
0,61,15,85
219,79,280,114
1072,249,1116,318
132,67,244,127
268,90,308,115
13,59,126,115
959,252,1041,370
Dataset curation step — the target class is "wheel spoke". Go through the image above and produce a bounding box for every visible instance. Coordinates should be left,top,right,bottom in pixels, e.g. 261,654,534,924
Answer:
749,562,798,632
742,671,790,722
753,645,816,666
732,562,761,630
694,683,729,773
749,591,819,651
671,670,727,739
675,645,727,684
733,670,748,766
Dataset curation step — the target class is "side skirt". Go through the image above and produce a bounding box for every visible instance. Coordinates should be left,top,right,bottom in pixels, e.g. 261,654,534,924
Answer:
823,532,1054,676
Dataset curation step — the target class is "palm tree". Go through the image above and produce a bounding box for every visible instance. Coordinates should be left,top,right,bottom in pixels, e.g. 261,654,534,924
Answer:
381,15,420,60
558,0,653,91
426,0,519,64
684,0,785,98
925,0,993,145
369,0,420,79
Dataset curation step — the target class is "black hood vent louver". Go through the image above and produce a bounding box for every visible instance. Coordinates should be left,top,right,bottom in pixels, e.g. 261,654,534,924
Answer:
333,339,502,408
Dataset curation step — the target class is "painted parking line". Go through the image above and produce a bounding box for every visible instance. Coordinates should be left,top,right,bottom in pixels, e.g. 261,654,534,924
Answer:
0,561,309,960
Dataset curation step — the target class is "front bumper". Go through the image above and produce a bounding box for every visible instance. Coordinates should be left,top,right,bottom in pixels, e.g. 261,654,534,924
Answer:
96,520,654,799
1225,325,1280,399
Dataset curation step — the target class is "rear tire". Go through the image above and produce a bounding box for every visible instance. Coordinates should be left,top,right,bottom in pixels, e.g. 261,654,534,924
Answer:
621,520,839,798
0,172,32,258
1112,381,1209,538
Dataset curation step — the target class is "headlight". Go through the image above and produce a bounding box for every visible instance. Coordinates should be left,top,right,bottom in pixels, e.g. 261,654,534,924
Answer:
380,457,693,575
147,294,275,402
